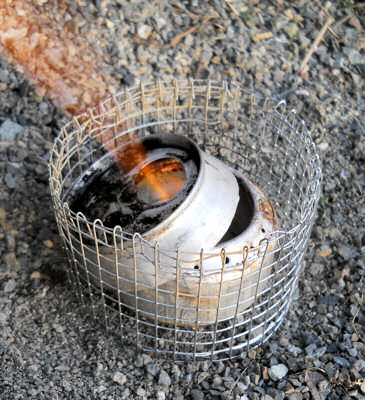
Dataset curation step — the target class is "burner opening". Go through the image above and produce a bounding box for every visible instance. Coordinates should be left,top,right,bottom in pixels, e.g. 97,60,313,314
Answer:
135,158,186,206
217,177,255,244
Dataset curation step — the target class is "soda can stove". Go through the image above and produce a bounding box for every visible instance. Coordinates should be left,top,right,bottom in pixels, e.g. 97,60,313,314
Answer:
49,79,321,361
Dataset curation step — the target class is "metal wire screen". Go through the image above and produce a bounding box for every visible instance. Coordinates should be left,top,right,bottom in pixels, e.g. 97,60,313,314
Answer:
49,79,321,362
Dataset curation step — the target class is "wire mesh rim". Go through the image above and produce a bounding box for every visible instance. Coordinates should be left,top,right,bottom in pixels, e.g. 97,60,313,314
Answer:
48,78,322,361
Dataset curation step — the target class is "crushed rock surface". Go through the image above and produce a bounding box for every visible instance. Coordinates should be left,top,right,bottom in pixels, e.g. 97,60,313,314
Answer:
0,1,364,399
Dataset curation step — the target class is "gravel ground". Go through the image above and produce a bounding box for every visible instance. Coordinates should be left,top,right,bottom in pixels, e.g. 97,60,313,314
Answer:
0,1,364,399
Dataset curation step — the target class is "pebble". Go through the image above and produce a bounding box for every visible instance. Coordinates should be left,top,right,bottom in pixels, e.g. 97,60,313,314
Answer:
343,47,364,65
0,119,23,141
158,369,171,387
236,382,248,394
191,389,204,400
43,240,53,249
123,74,136,86
279,337,290,347
112,371,127,386
136,387,146,397
248,349,257,359
212,376,222,386
337,245,359,261
0,68,9,83
156,391,165,400
317,142,329,151
146,363,160,377
197,372,209,384
6,233,16,251
4,173,16,189
136,23,152,39
4,279,17,293
333,356,351,368
220,391,231,400
269,364,289,381
52,323,64,334
39,102,49,115
286,393,302,400
284,23,299,38
154,16,166,30
96,385,106,393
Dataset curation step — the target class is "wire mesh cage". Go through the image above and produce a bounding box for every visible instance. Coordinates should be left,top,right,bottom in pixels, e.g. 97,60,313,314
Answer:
49,79,321,362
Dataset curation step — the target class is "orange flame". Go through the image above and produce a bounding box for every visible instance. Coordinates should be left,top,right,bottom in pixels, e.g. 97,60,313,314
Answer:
0,0,177,203
113,141,173,203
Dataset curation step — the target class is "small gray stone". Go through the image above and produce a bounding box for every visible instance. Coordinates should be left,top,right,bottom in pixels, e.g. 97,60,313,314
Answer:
28,389,39,396
0,119,23,141
94,362,104,376
135,355,144,367
334,55,347,69
55,364,69,372
156,391,165,400
6,234,16,251
158,369,171,386
347,348,357,357
318,380,329,391
267,388,285,400
197,371,209,384
136,387,146,396
284,22,299,37
248,349,257,359
96,385,106,393
136,23,152,39
299,33,311,48
4,173,16,189
343,47,364,65
220,391,232,400
201,361,209,372
39,102,49,115
154,16,166,29
191,389,204,400
279,337,290,347
338,245,359,261
146,363,160,376
333,356,350,368
236,382,248,394
275,15,289,30
124,74,136,86
199,49,213,64
243,375,251,385
0,68,9,83
215,362,225,374
286,393,302,400
184,34,194,47
317,142,329,151
0,312,9,325
141,354,153,365
269,364,288,381
212,376,222,386
52,323,64,333
112,371,127,386
4,279,16,293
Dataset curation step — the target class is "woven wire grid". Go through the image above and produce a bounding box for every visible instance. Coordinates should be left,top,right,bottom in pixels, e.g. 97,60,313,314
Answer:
49,79,321,362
